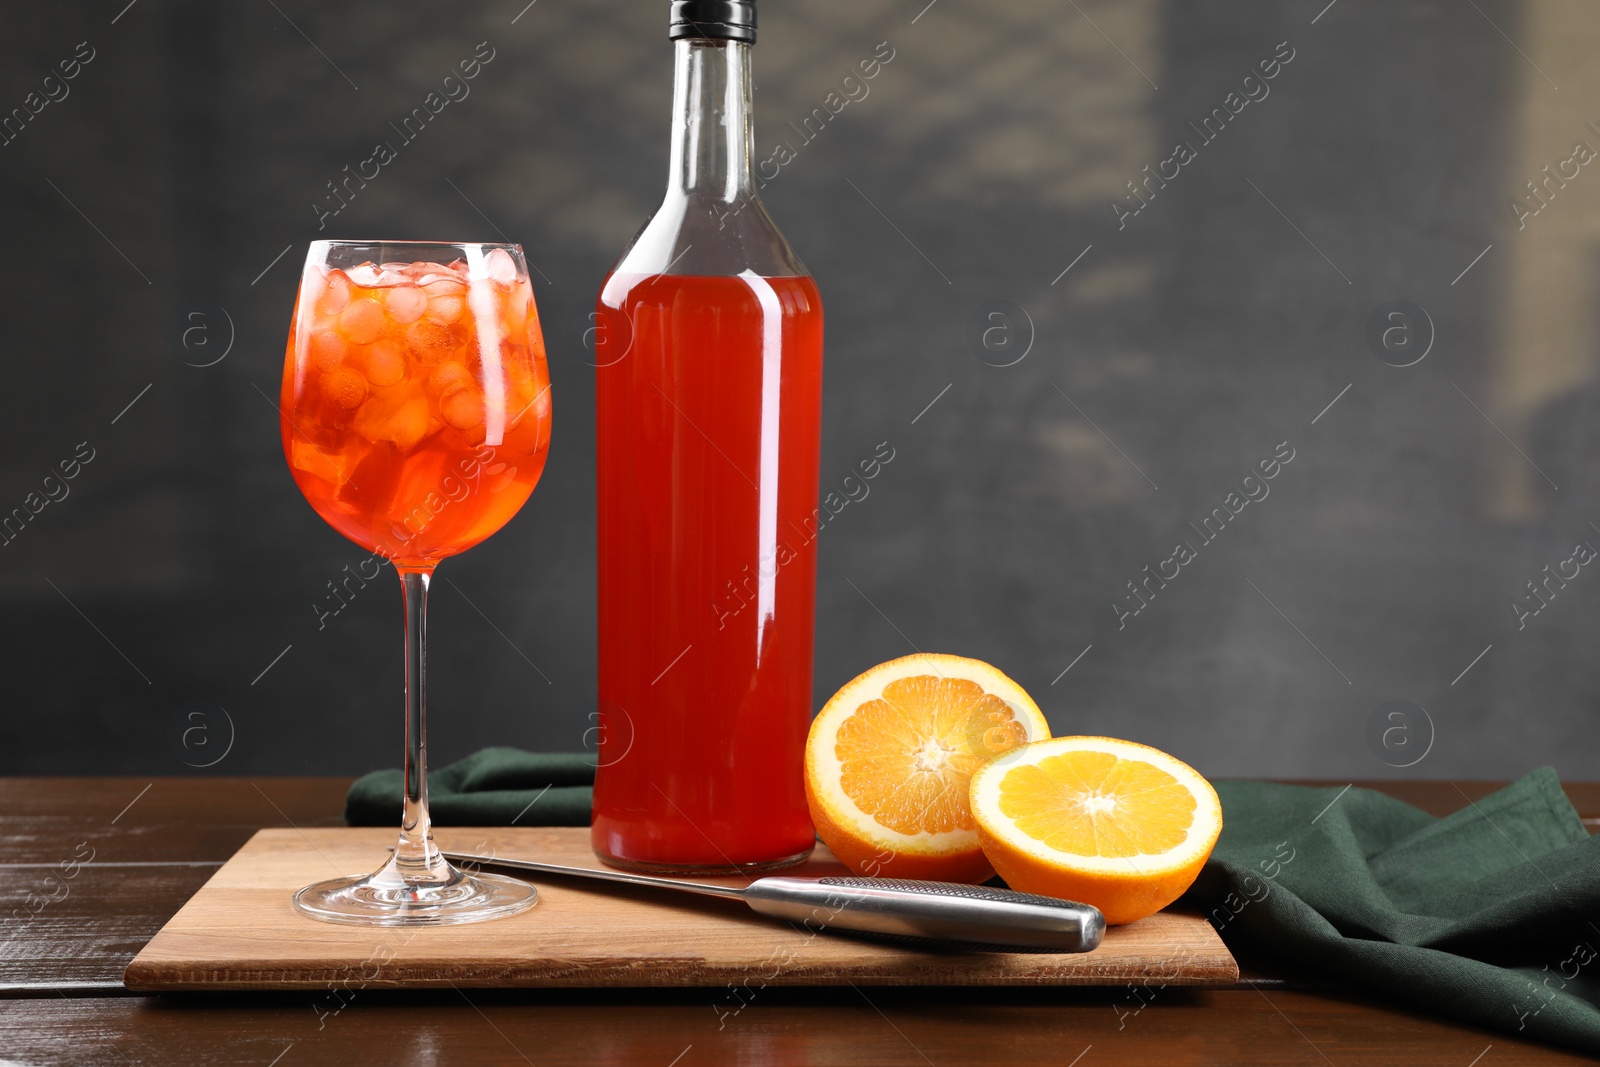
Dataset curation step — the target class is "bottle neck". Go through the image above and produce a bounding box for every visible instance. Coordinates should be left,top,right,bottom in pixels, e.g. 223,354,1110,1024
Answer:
669,38,755,201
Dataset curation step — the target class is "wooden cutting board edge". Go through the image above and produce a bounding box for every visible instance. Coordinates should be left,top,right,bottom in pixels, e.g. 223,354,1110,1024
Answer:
123,827,1240,991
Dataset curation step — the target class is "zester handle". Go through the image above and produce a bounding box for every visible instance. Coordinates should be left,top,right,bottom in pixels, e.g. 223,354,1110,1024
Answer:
740,876,1104,951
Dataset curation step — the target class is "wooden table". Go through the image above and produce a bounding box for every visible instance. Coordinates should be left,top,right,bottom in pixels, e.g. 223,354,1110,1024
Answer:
2,778,1595,1066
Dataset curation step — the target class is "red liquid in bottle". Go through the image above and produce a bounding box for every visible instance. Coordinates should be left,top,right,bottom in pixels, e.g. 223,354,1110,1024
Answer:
592,272,823,870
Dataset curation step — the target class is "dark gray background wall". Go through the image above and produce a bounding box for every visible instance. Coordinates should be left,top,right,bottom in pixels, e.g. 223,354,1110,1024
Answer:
2,0,1594,782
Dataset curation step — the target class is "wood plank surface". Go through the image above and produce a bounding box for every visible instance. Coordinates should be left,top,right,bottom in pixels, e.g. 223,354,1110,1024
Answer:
0,865,217,993
3,778,1594,1065
2,988,1591,1067
0,777,347,863
0,777,347,992
124,827,1238,991
2,778,1591,993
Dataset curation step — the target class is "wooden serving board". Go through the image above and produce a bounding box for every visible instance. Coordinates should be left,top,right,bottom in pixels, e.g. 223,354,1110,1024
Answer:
124,827,1238,991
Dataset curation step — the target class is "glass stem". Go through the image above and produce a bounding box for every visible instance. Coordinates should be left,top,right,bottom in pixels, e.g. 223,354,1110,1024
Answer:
393,567,452,886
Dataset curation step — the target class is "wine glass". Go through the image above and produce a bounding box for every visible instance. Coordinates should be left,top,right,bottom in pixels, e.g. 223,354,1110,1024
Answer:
280,240,552,925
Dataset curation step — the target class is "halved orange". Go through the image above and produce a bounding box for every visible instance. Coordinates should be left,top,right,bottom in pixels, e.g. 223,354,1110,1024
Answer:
970,736,1222,925
805,654,1051,884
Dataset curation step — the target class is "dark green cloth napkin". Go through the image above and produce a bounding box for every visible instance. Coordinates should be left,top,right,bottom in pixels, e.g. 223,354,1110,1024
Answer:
344,747,594,827
1181,769,1600,1056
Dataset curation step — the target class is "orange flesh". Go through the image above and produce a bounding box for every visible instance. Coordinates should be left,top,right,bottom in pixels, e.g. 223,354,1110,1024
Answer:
997,751,1197,858
836,675,1029,835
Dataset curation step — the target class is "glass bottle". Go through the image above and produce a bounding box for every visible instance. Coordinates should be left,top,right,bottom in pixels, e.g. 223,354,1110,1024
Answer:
591,0,823,873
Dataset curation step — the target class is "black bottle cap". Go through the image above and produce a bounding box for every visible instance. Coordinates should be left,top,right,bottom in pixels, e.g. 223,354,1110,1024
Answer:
669,0,756,44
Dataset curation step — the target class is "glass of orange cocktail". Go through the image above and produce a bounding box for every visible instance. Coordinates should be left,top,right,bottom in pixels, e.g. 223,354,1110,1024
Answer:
281,240,551,925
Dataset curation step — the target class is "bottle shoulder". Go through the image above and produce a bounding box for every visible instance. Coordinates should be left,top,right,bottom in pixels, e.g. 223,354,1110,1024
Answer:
613,191,809,279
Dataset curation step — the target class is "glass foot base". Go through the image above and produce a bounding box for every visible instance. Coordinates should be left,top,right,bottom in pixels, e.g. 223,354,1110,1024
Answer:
293,867,538,927
594,844,814,877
